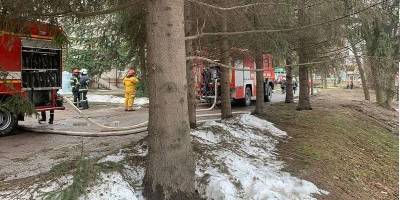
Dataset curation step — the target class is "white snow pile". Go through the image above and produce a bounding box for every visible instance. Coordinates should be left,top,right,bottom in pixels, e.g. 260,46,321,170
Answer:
79,171,144,200
97,149,126,163
239,114,287,137
86,94,149,106
193,114,328,200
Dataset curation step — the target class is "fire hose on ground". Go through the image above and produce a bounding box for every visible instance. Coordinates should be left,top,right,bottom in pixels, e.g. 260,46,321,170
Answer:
20,91,249,137
196,79,218,112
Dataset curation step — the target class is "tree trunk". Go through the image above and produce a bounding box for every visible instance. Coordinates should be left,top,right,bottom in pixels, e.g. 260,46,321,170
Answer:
384,63,397,108
296,0,312,110
144,0,197,199
350,41,370,101
285,57,294,103
186,45,196,128
369,58,385,105
138,40,148,96
220,12,232,118
254,49,265,113
333,67,338,87
322,68,328,89
310,68,314,95
185,6,196,128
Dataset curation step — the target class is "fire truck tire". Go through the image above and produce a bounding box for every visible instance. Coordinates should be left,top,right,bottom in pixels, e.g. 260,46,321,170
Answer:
244,87,252,106
0,110,18,136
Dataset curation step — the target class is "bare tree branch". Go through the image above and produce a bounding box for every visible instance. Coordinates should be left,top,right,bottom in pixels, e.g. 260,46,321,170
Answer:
186,56,330,71
37,1,141,18
185,1,383,40
186,0,292,11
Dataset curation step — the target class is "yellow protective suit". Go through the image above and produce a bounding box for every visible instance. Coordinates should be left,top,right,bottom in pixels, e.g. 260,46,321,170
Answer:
123,76,139,110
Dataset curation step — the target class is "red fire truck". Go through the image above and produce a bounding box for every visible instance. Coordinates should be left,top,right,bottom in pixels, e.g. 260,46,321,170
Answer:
194,49,275,106
0,20,64,135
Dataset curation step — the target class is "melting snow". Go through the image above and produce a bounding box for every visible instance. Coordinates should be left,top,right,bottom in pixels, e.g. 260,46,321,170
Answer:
97,149,126,163
86,94,149,106
194,115,328,200
79,172,143,200
239,114,287,137
2,114,328,200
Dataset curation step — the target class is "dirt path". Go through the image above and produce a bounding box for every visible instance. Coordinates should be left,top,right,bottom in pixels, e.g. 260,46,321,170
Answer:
262,88,399,200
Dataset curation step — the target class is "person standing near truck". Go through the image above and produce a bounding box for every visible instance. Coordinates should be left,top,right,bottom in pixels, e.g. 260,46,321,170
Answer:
39,110,54,124
123,68,139,111
70,67,81,107
79,68,90,109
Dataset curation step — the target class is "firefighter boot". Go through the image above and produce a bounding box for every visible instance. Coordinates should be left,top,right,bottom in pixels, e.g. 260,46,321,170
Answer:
49,111,54,124
39,111,46,123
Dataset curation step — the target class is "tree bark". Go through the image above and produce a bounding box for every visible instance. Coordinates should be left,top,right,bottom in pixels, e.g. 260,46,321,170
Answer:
285,56,294,103
254,49,265,113
350,40,370,101
322,68,328,89
185,6,196,128
384,63,397,108
296,0,312,110
144,0,197,199
220,12,232,118
310,67,314,95
138,39,148,96
369,58,385,105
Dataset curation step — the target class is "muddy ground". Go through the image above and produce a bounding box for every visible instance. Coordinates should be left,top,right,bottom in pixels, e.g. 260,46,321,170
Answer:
262,88,399,200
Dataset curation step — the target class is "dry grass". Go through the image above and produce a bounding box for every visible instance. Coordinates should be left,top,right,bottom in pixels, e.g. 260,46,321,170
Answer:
261,89,398,200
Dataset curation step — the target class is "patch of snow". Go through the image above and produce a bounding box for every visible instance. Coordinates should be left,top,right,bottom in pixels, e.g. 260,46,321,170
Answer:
191,130,221,144
80,172,142,200
205,168,238,200
86,94,149,106
87,94,125,104
193,114,328,200
98,149,126,163
239,114,287,137
134,97,149,106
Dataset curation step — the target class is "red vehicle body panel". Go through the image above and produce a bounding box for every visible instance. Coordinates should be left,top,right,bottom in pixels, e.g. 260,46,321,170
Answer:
0,20,64,112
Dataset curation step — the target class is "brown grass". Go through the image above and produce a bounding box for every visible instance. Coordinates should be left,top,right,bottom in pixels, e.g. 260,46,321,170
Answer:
260,89,399,200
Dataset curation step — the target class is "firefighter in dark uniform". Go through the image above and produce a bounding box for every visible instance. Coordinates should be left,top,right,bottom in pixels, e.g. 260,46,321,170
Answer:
70,68,81,107
79,68,90,109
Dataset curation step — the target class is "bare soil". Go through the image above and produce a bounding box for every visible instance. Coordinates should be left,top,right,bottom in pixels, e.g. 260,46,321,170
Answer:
262,88,399,200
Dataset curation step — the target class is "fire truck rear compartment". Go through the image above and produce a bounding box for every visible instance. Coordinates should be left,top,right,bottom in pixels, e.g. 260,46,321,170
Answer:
21,40,62,108
21,47,61,88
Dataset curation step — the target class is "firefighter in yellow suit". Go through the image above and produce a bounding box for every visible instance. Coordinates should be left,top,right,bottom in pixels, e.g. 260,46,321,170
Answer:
123,69,139,111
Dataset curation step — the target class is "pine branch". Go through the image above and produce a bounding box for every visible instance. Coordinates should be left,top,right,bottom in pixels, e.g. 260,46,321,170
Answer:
185,1,383,40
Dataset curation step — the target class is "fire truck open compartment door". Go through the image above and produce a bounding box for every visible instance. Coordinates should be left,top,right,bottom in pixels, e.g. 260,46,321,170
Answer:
21,38,62,107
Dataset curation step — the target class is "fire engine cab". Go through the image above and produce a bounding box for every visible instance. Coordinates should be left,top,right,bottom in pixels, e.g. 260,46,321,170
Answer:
195,49,275,106
0,20,64,135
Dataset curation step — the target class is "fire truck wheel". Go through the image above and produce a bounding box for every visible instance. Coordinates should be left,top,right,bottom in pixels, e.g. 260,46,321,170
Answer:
244,87,252,106
0,110,18,136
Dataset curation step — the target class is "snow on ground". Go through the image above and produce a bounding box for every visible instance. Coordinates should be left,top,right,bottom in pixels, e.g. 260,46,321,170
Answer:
193,114,328,200
79,172,144,200
97,149,126,163
2,114,327,200
86,94,149,106
239,114,287,137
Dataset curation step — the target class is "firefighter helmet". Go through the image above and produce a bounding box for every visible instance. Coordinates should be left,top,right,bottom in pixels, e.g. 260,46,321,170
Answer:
81,68,88,75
